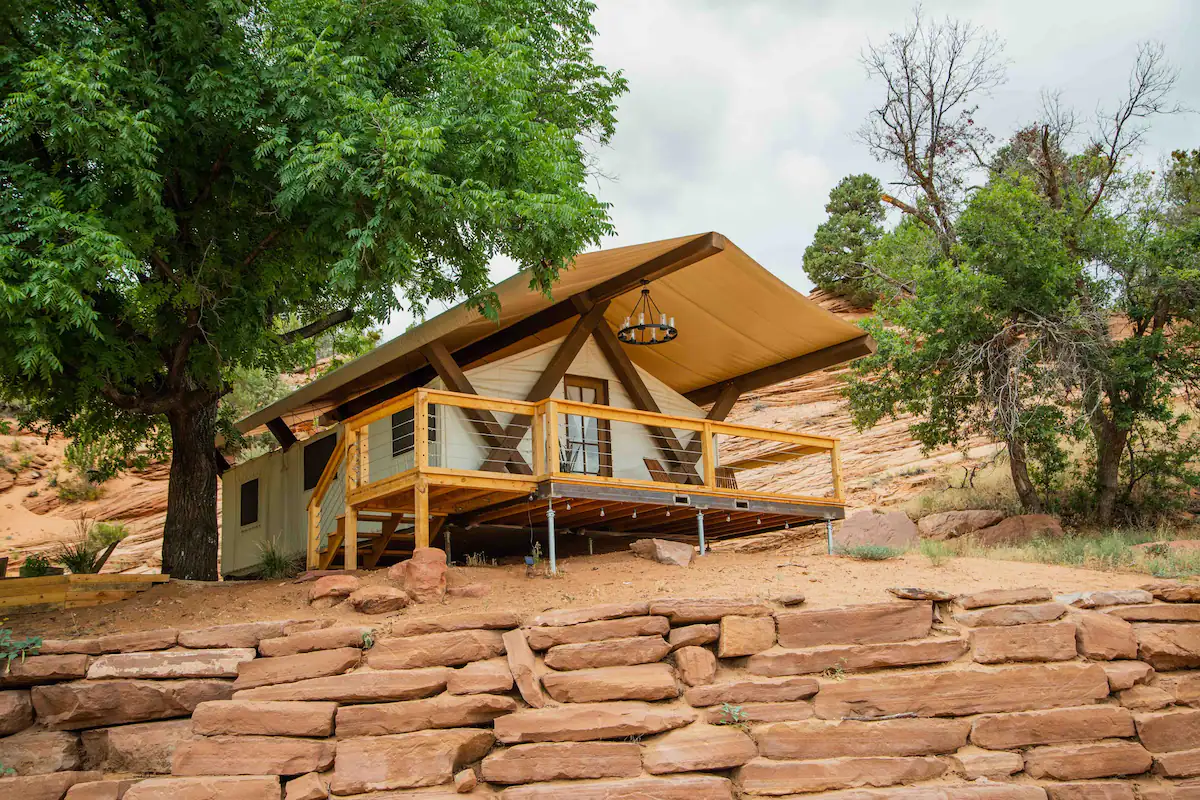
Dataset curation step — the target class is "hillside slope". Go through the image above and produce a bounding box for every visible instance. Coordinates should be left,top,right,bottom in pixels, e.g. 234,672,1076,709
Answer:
0,291,999,573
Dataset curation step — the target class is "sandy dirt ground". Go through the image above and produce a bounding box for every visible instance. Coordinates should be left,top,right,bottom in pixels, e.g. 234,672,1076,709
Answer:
8,542,1161,641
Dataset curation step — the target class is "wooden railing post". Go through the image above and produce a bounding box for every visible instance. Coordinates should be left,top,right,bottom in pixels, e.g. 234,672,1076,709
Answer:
544,400,559,476
415,389,429,470
701,421,716,488
831,439,845,502
306,501,318,570
532,403,546,476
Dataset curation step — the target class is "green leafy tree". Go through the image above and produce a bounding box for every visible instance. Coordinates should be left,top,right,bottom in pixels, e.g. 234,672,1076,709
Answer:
0,0,626,578
802,174,886,303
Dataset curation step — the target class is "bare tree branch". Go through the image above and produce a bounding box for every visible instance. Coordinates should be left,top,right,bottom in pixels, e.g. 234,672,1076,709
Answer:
280,307,356,344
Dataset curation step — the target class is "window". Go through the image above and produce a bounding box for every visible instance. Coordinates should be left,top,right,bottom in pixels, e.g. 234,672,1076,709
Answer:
239,479,259,527
302,434,339,491
392,405,437,458
562,375,611,476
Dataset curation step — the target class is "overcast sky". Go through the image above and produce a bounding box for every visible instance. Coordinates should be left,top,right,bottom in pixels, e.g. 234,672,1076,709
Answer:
381,0,1198,339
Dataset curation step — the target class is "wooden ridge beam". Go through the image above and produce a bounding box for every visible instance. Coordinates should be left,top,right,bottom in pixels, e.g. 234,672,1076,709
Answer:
685,334,876,406
420,340,533,475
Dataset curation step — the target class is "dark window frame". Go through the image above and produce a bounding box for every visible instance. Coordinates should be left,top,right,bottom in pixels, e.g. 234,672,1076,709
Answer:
562,374,612,477
239,478,260,527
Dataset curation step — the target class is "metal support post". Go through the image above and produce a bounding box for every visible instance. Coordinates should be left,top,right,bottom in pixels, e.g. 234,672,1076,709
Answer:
547,499,557,575
697,509,706,556
826,517,835,555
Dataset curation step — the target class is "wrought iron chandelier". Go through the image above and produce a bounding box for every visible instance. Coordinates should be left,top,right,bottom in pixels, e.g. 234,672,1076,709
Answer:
617,281,677,345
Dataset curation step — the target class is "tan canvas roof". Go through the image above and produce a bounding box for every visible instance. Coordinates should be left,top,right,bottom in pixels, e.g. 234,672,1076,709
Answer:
238,232,868,433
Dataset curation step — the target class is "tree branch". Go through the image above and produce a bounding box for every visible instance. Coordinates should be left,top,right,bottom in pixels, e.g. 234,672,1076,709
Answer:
280,307,356,344
880,192,941,235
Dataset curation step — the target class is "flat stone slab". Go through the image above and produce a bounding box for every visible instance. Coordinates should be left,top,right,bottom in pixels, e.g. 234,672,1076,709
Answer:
494,701,694,743
86,648,255,680
0,689,34,735
390,610,520,637
233,667,450,703
958,587,1052,609
1135,624,1200,670
1134,709,1200,753
647,598,772,624
542,664,679,703
177,620,297,649
748,638,968,677
0,654,89,687
0,728,82,774
718,615,777,657
191,699,337,737
971,706,1135,749
1142,580,1200,603
667,624,719,651
970,621,1077,664
525,616,669,650
481,742,642,784
1023,740,1153,780
171,734,335,776
775,602,932,649
122,776,280,800
813,663,1109,720
955,602,1067,627
32,679,234,730
684,676,818,707
1108,604,1200,622
0,771,103,800
528,603,650,627
330,729,494,794
497,775,734,800
735,755,946,795
543,635,669,670
705,701,814,724
447,658,513,695
642,724,757,774
258,626,369,657
1056,590,1154,608
755,718,971,759
1074,610,1138,661
335,693,516,737
367,630,505,670
232,647,360,690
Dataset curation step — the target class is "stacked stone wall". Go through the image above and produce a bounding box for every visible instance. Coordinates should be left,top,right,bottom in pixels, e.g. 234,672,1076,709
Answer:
2,582,1200,799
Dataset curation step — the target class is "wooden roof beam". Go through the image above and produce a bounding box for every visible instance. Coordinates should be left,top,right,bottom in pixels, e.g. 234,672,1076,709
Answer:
684,334,876,406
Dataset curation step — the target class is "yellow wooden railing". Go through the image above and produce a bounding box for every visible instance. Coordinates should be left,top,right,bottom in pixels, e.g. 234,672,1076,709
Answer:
307,387,846,567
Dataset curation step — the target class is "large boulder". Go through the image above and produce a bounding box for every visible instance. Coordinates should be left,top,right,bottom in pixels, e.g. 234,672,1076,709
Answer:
917,510,1005,540
388,547,447,604
836,509,920,550
969,514,1063,546
630,539,695,567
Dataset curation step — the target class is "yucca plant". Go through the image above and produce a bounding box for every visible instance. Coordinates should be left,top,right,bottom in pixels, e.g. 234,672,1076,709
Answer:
255,537,303,580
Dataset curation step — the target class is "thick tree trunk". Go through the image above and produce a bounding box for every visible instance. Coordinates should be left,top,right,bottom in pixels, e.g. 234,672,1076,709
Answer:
1091,411,1129,527
162,398,220,580
1007,436,1044,514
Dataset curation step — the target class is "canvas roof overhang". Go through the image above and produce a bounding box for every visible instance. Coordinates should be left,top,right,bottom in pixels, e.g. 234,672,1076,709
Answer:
237,232,873,435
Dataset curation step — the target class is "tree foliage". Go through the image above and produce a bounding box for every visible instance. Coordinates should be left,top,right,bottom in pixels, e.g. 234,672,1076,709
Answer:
802,174,885,304
0,0,626,577
827,11,1197,525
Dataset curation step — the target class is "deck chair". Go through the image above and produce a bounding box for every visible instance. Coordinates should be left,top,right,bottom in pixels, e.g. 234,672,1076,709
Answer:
714,467,739,490
643,458,670,483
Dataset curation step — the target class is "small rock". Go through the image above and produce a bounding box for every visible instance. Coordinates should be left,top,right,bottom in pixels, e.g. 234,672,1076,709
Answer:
951,747,1023,779
309,575,359,605
774,592,806,607
630,538,695,567
284,772,327,800
667,624,720,651
453,768,477,793
673,646,717,686
447,583,488,599
348,586,410,614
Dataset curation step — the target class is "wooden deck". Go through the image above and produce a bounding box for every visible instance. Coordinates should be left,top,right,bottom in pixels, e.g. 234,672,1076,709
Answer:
308,388,846,569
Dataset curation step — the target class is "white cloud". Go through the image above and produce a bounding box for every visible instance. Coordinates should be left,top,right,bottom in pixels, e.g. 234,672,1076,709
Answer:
382,0,1198,339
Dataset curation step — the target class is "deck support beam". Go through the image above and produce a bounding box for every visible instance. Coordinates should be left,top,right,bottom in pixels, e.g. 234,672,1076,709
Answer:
546,499,557,575
414,476,431,549
345,506,358,571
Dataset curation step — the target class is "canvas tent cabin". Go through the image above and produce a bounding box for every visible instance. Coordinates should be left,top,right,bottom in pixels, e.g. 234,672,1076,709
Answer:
220,232,873,577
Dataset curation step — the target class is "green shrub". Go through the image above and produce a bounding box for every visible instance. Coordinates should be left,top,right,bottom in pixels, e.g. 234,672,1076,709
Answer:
18,554,53,577
1,628,41,674
57,474,102,502
919,539,954,567
836,544,904,561
255,537,303,580
90,522,130,548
